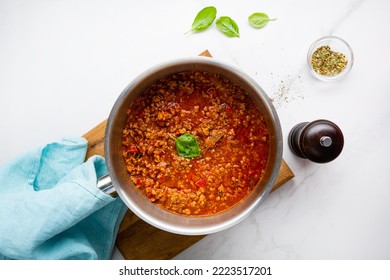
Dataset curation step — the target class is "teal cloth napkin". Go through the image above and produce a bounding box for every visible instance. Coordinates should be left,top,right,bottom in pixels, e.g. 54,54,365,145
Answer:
0,136,127,260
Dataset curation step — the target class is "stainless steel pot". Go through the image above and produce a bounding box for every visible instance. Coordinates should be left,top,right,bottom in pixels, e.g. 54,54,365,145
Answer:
102,57,283,235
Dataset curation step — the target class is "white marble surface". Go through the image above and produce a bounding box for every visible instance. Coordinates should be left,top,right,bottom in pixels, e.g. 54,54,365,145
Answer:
1,0,389,259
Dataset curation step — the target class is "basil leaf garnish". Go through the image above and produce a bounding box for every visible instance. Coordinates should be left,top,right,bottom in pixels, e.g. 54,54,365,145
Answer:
170,134,200,158
248,12,276,29
190,6,217,32
216,16,240,37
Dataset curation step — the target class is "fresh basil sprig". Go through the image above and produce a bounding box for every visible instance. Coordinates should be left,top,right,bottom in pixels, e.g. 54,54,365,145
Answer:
189,6,217,33
248,12,276,29
169,134,200,158
216,16,240,37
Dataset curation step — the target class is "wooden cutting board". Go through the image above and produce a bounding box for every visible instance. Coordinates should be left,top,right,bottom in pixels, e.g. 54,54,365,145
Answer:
82,50,295,259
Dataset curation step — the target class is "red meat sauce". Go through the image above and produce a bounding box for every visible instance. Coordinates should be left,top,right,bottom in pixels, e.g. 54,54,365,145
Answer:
122,70,270,216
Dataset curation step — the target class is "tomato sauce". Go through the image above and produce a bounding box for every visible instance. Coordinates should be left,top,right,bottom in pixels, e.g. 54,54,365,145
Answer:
122,71,270,216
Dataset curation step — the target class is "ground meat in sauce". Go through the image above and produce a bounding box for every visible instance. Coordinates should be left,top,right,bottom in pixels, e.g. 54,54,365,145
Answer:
122,70,270,216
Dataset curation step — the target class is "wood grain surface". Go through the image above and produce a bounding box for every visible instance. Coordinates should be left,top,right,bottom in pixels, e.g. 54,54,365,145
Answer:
82,50,294,259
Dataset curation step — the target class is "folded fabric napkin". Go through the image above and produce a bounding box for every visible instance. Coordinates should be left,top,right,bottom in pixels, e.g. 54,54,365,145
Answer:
0,136,127,260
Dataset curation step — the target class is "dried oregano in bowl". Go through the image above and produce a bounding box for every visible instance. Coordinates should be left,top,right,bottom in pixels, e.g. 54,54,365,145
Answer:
307,36,354,82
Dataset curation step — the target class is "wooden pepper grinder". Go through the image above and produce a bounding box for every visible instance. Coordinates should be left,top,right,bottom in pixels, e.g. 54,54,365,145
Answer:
288,119,344,163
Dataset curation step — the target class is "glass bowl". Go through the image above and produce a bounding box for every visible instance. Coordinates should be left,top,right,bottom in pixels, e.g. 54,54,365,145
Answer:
307,36,354,82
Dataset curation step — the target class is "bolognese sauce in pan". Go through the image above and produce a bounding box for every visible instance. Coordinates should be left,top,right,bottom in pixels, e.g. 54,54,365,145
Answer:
122,71,269,216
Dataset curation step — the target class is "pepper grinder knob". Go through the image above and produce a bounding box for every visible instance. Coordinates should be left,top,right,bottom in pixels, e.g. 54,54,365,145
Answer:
288,119,344,163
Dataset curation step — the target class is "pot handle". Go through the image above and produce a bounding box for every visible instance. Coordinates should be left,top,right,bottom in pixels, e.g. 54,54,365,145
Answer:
97,174,118,197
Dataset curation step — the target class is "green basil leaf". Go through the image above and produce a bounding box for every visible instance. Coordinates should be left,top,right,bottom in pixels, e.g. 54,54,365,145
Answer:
190,6,217,32
248,12,276,29
171,134,200,158
216,16,240,38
